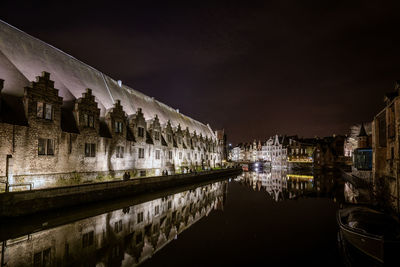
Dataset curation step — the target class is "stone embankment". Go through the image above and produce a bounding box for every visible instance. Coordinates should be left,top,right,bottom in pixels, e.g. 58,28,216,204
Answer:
0,168,242,217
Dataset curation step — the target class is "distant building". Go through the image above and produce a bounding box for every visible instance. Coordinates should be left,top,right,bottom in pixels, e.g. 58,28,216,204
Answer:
312,135,346,169
231,134,345,171
344,122,372,158
266,135,288,169
352,123,373,179
287,137,315,163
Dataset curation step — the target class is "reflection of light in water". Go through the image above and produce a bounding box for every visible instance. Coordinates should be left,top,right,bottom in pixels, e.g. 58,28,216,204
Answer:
240,171,317,202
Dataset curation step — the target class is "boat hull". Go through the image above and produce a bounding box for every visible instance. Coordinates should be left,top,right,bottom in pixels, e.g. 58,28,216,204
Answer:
337,209,384,263
339,224,384,263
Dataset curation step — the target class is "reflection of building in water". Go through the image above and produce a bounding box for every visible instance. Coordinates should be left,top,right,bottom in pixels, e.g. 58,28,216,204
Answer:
238,171,335,202
0,181,227,266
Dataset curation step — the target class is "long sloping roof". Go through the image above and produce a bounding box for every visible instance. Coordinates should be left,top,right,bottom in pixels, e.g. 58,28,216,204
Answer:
0,20,215,139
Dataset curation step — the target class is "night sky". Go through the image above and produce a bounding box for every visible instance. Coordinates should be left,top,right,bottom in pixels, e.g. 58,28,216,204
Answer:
2,1,400,144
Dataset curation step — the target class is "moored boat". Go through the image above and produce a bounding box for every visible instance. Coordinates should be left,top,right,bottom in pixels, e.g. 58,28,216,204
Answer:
337,206,400,264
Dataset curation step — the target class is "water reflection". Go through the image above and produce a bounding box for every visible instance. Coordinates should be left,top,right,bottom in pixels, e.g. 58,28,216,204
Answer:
0,170,356,266
236,170,340,202
0,180,228,267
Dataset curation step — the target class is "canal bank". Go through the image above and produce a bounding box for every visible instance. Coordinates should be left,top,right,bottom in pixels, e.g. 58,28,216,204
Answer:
0,168,241,218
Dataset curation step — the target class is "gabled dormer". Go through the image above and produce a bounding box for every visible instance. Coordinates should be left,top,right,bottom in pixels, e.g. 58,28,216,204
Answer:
73,88,100,133
148,114,162,146
129,108,146,142
205,137,210,152
163,120,174,147
23,71,63,128
192,131,198,150
199,134,204,151
105,100,127,138
175,124,184,148
184,127,192,149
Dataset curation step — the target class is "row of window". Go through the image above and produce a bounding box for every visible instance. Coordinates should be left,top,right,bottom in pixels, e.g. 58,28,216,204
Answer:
36,103,215,150
38,139,215,161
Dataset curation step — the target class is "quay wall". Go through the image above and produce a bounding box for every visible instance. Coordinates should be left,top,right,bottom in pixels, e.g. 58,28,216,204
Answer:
0,168,241,217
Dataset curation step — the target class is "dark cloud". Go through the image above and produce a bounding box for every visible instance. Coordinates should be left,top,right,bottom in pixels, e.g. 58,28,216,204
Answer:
2,1,400,144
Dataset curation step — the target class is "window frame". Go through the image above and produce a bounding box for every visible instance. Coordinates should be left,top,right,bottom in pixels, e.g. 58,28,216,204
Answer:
38,138,55,156
138,127,144,137
85,143,96,157
138,148,145,159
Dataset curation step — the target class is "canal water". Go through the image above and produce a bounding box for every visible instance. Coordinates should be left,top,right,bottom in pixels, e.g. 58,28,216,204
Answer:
0,170,374,266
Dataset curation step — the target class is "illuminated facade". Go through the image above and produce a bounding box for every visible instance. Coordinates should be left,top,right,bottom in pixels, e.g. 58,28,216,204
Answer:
372,81,400,212
264,135,288,169
0,180,227,266
287,138,314,163
0,20,224,189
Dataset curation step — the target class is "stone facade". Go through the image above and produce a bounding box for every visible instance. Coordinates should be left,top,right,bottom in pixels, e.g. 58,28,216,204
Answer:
0,73,224,190
372,81,400,212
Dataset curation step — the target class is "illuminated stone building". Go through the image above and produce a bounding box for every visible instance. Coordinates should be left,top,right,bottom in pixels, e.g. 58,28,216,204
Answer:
0,181,227,266
287,138,314,163
344,123,372,158
0,20,224,189
372,81,400,212
264,135,288,169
